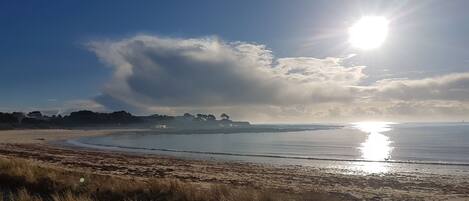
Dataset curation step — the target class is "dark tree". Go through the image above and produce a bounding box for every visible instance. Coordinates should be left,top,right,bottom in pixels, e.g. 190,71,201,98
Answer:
206,114,216,121
196,114,207,121
220,113,230,120
0,113,17,123
63,110,141,125
12,112,26,123
27,111,43,119
183,113,194,119
0,109,246,130
149,114,174,121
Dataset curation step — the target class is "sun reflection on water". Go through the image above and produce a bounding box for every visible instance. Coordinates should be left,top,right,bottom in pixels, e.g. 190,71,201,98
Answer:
352,121,395,174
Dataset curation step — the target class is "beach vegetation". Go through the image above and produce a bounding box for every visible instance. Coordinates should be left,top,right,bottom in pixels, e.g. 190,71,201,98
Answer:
0,157,337,201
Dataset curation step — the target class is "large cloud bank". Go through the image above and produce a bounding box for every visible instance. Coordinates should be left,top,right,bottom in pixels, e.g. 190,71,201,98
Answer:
88,35,469,122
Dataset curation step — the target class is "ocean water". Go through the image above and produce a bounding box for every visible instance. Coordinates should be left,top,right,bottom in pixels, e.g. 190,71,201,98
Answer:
72,122,469,175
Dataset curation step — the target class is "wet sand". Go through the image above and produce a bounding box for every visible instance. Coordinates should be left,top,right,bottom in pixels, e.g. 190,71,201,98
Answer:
0,129,468,200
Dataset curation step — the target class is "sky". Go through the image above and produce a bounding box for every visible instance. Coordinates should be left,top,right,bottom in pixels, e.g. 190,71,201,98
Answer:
1,0,469,123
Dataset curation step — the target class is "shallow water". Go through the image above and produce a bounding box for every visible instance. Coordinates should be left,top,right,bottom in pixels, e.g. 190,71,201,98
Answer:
72,122,469,175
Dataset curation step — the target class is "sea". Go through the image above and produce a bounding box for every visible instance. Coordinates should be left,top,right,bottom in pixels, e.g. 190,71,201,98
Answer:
70,122,469,175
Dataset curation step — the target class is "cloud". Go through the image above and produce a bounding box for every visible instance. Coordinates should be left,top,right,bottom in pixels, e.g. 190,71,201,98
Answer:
366,73,469,102
87,35,469,122
88,35,363,110
384,101,469,117
275,57,366,85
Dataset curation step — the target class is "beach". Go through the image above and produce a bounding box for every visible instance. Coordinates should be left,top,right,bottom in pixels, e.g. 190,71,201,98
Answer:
0,129,126,144
0,129,468,200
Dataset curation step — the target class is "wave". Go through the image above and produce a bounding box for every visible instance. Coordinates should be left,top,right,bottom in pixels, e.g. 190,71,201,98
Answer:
68,139,469,167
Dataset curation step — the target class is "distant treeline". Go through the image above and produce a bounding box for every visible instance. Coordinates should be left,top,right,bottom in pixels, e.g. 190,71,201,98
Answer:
0,110,249,130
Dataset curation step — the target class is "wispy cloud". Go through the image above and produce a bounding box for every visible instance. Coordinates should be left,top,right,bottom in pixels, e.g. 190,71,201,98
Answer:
371,72,469,101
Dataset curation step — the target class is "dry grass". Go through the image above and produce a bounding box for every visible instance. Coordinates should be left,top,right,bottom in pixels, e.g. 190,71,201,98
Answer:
0,157,339,201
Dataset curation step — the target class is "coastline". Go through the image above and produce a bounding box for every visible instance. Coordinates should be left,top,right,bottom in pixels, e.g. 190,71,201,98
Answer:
1,129,469,200
68,137,469,168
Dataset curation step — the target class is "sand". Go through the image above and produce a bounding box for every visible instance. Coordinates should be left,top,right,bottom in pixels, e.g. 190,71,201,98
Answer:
0,129,117,143
0,129,468,200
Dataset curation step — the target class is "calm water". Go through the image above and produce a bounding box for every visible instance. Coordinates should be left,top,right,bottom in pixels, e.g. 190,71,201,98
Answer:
72,122,469,175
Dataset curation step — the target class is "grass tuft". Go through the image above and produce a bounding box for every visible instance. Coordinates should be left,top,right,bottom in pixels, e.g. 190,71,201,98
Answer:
0,157,339,201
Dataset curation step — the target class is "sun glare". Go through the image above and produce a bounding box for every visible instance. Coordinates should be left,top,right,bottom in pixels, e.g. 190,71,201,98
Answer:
348,16,389,50
353,121,394,161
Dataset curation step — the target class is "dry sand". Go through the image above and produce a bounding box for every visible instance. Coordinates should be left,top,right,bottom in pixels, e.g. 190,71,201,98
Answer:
0,129,111,144
0,129,468,200
0,129,124,144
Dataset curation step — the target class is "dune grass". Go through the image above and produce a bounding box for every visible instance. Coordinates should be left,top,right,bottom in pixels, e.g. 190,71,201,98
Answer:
0,157,338,201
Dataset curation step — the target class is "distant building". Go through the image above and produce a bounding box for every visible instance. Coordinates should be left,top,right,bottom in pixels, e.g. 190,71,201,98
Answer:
218,119,250,127
154,124,167,129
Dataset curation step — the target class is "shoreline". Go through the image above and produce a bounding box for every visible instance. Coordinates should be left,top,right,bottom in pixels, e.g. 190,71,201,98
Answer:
67,138,469,167
1,129,469,200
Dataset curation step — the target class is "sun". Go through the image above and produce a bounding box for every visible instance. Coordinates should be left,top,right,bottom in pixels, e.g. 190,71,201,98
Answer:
348,16,389,50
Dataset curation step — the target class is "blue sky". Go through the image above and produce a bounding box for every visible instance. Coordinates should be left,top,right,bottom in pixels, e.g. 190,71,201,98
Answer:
1,0,469,122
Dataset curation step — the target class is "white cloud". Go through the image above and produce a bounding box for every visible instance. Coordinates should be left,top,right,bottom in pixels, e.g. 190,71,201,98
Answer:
371,73,469,101
87,35,469,122
275,57,366,85
89,35,362,110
